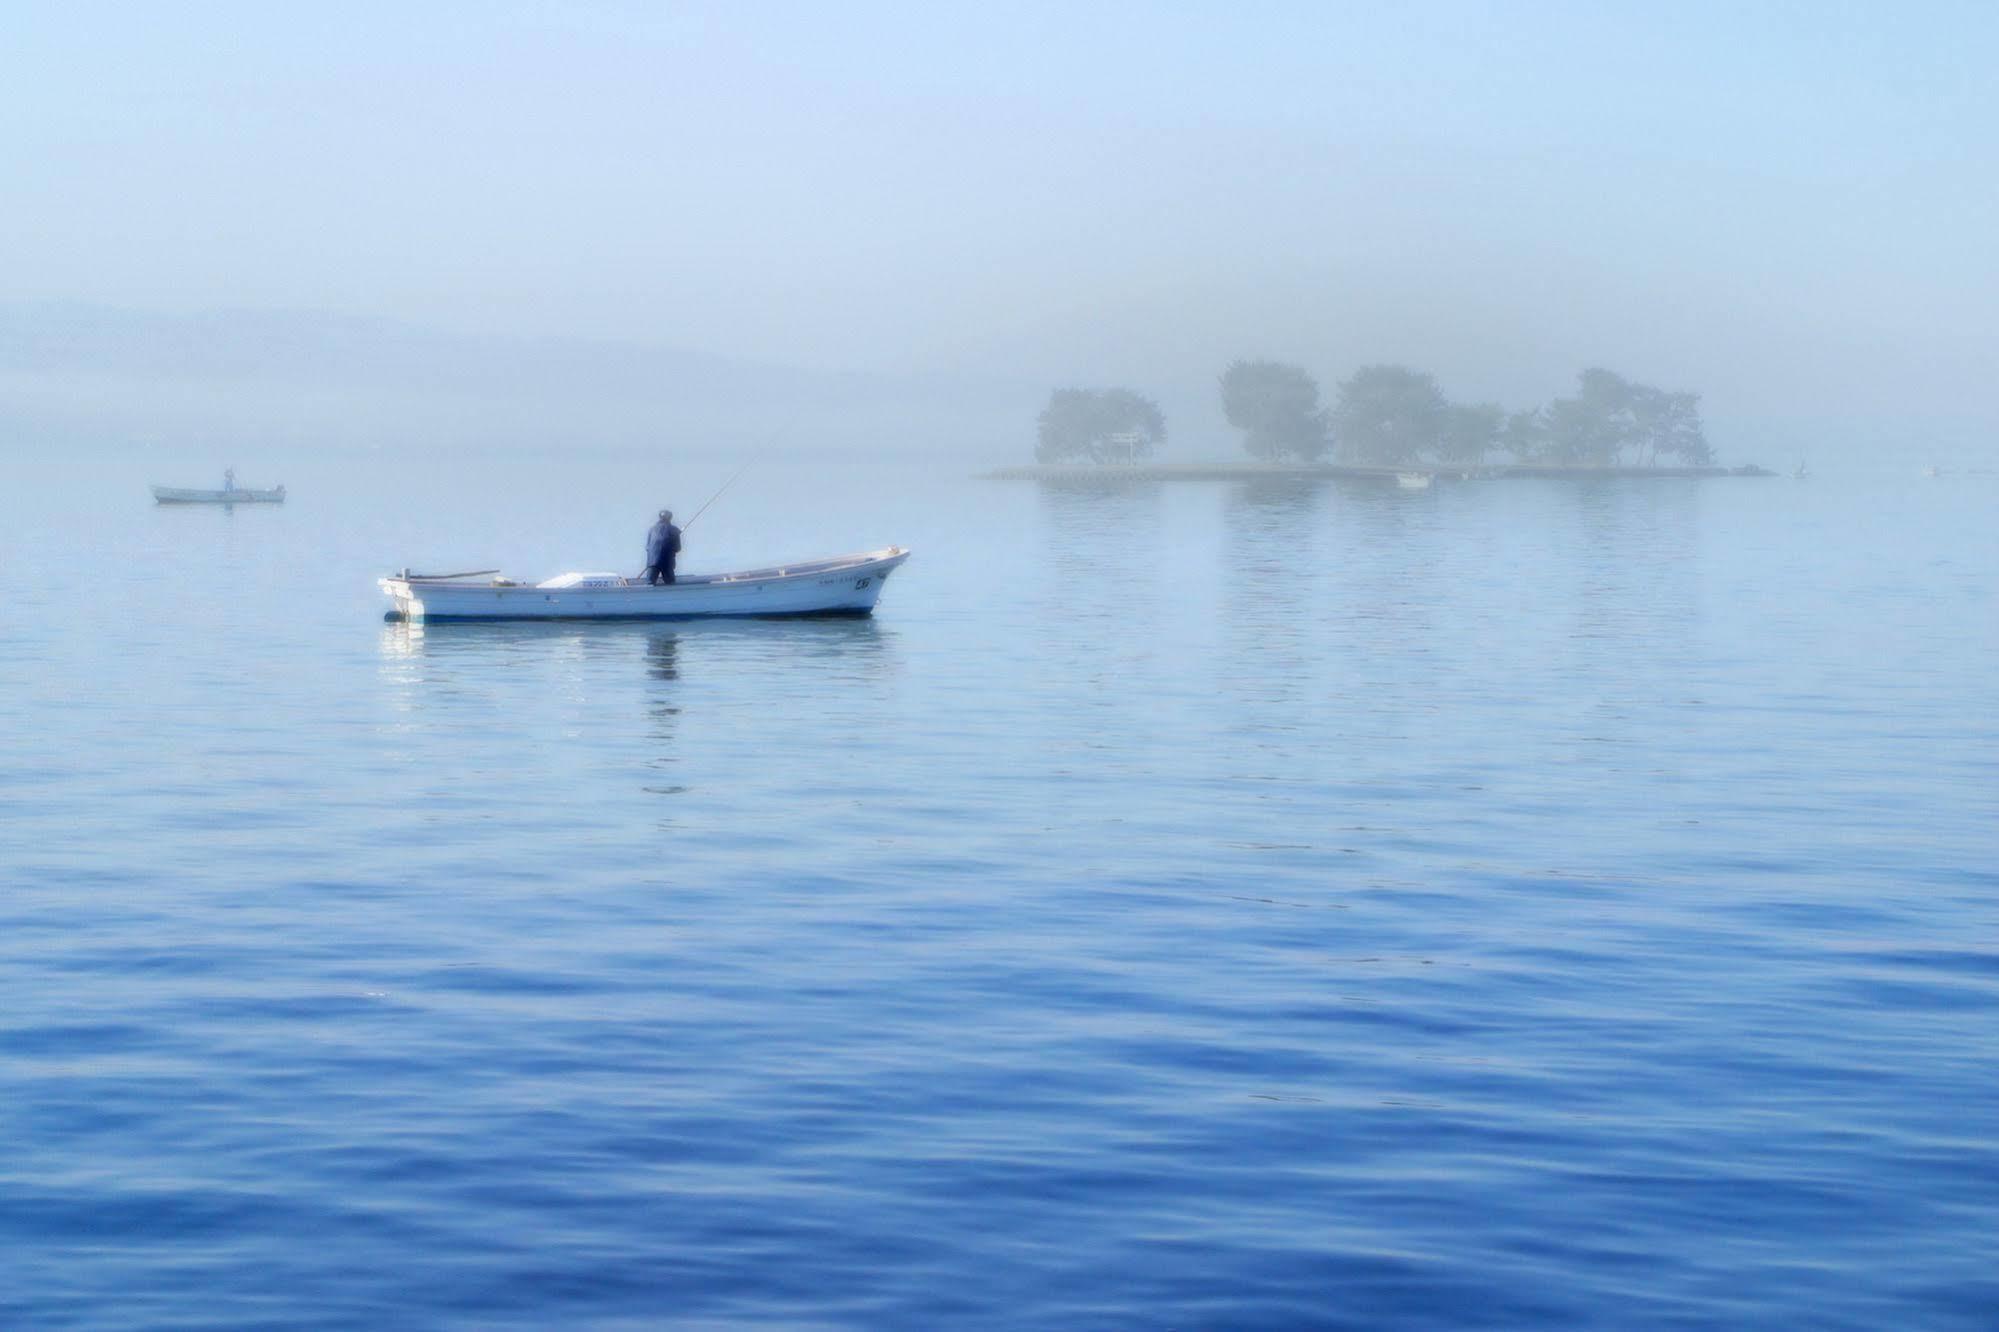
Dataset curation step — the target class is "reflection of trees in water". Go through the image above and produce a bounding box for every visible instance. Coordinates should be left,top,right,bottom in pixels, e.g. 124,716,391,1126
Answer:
1219,478,1329,710
1323,479,1447,644
1037,478,1167,625
1229,474,1323,517
1028,478,1179,714
1039,478,1165,568
1562,481,1701,657
1223,476,1326,596
1492,481,1707,766
1219,477,1494,727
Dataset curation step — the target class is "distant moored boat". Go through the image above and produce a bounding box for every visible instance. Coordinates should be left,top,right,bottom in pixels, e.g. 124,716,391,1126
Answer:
1396,472,1434,489
151,468,285,504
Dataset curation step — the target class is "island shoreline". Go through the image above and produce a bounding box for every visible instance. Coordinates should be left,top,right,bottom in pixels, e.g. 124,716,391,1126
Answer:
983,462,1776,481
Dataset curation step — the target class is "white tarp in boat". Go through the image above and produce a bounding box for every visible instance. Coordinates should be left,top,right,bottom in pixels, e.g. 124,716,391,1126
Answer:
536,572,627,589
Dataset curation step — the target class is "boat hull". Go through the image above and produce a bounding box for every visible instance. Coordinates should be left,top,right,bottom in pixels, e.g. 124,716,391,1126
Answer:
152,486,286,504
381,548,910,622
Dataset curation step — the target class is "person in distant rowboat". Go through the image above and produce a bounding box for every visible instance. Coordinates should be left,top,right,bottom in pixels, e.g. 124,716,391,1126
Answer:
643,509,682,585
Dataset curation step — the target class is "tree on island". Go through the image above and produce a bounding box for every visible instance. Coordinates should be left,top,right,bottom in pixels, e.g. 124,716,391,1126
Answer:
1328,365,1447,464
1220,360,1328,461
1544,368,1636,465
1529,368,1713,467
1436,402,1504,467
1035,388,1166,463
1199,359,1715,469
1628,386,1712,466
1501,407,1550,461
1323,365,1502,467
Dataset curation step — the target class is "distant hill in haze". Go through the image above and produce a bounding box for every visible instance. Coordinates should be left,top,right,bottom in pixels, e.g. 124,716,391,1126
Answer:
0,302,1041,457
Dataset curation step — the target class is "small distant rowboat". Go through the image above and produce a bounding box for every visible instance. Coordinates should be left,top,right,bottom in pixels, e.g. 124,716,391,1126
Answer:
381,547,912,622
152,484,286,504
152,470,285,504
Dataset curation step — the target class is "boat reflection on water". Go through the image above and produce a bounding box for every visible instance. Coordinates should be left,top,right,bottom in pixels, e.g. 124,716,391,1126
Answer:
375,617,896,815
642,633,685,799
645,632,679,682
377,615,895,675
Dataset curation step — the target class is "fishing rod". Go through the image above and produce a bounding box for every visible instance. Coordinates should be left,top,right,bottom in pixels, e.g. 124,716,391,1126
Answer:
681,458,755,531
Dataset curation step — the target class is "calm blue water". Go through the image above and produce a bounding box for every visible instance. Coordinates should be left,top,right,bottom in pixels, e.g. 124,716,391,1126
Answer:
3,449,1995,1328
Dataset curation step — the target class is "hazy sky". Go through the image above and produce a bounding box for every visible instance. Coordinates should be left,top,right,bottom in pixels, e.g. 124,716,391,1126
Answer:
6,1,1997,449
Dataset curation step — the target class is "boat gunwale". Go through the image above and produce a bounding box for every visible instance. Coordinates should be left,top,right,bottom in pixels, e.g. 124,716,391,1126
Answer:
380,547,908,621
397,606,882,623
152,485,287,503
386,547,907,594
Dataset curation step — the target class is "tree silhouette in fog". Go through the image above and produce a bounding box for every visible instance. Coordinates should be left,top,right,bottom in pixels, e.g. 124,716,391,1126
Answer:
1220,360,1327,461
1436,402,1505,466
1316,365,1505,467
1328,365,1448,464
1035,388,1166,463
1516,368,1713,466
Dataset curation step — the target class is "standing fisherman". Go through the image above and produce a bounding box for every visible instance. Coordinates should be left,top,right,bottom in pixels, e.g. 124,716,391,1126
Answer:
643,509,682,585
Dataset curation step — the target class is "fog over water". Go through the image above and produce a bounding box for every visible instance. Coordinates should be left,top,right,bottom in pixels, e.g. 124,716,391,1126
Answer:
5,3,1998,463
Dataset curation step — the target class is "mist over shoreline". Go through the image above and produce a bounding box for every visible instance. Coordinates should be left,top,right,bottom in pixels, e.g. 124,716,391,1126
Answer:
0,301,1045,458
4,299,1984,470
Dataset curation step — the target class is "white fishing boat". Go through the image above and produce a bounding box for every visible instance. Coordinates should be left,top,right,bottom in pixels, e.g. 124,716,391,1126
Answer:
381,546,911,622
1396,471,1434,489
152,469,285,504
